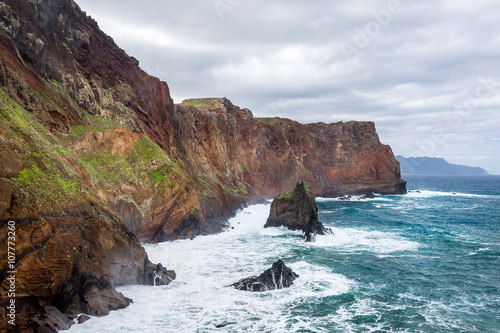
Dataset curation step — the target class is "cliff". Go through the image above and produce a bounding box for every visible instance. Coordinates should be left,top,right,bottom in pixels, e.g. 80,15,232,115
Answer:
0,0,405,331
396,156,489,176
174,98,406,202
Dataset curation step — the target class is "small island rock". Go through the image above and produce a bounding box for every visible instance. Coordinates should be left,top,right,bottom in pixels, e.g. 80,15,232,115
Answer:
232,259,298,292
265,182,331,241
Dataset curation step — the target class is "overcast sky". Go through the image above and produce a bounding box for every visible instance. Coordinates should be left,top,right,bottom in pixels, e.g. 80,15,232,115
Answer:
76,0,500,174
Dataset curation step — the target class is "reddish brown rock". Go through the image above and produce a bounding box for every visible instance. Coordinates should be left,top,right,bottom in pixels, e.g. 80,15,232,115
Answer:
173,99,406,206
0,180,13,218
1,0,405,243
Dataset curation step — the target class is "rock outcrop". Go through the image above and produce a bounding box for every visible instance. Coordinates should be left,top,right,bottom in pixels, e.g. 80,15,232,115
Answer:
232,260,298,292
265,182,330,241
147,263,176,286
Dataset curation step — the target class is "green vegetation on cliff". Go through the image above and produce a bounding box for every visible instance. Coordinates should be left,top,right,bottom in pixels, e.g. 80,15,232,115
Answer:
255,117,278,125
276,181,314,201
77,133,186,189
0,89,87,210
182,98,219,112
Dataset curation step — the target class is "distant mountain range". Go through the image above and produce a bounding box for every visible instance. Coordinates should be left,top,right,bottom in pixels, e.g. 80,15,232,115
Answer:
396,156,489,176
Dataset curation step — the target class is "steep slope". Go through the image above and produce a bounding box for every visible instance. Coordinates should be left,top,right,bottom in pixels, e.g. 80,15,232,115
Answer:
0,79,172,331
0,1,186,330
0,0,205,243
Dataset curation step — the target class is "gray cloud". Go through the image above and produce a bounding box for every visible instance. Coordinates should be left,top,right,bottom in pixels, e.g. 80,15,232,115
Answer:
77,0,500,174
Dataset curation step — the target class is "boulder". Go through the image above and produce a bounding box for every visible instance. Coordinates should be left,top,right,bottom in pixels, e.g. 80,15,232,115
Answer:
264,182,331,241
146,263,177,286
30,306,74,332
361,192,376,199
232,259,298,292
77,315,91,324
55,272,132,317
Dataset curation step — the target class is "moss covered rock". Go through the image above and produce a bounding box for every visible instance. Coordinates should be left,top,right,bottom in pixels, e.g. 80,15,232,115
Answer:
264,182,331,242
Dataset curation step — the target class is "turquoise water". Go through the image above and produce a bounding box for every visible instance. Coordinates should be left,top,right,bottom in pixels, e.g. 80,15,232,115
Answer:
314,175,500,332
70,175,500,332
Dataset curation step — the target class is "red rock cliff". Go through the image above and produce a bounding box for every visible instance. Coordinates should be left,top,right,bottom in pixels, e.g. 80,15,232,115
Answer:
174,98,405,205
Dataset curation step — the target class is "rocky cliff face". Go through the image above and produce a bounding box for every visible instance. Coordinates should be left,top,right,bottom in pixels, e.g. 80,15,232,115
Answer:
174,98,406,203
0,0,205,245
0,0,405,331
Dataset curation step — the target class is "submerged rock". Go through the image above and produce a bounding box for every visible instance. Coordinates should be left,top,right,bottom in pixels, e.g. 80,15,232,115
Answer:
232,260,298,292
265,182,332,241
77,314,91,324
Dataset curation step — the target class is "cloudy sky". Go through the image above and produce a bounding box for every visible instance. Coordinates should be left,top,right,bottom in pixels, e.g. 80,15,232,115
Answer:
77,0,500,174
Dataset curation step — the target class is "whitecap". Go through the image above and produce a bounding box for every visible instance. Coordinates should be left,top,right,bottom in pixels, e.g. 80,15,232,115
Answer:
406,190,498,199
316,195,395,202
311,227,420,253
465,247,491,256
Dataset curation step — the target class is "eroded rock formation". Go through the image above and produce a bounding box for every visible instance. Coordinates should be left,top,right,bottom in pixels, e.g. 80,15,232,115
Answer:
265,182,331,242
232,259,298,292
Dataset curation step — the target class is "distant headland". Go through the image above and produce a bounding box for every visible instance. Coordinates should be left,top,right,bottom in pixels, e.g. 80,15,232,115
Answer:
396,156,489,176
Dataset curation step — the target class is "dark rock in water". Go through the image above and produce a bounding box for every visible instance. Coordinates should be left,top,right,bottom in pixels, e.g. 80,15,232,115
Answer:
77,314,91,324
79,272,132,316
362,192,376,199
265,182,332,242
339,195,352,201
231,259,299,292
146,263,176,286
53,272,133,318
215,322,235,328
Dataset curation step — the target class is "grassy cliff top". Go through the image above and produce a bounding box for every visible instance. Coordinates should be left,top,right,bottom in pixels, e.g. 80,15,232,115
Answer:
276,182,314,201
181,98,222,112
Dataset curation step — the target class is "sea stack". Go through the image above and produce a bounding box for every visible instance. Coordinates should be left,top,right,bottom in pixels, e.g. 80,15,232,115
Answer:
231,259,298,292
265,182,331,242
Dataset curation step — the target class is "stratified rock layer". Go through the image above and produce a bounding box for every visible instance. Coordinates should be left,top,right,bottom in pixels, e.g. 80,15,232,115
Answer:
232,260,298,292
265,182,330,241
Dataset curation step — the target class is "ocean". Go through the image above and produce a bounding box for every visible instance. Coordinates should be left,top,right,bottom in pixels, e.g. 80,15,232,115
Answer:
69,175,500,332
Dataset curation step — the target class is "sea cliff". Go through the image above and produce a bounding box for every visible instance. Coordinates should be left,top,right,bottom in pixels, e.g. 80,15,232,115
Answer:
0,0,405,331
